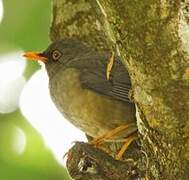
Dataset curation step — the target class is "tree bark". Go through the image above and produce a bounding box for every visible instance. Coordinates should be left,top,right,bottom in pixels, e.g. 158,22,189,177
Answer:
50,1,189,179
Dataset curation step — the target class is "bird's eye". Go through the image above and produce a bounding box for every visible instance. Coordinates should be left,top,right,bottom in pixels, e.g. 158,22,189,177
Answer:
52,50,62,61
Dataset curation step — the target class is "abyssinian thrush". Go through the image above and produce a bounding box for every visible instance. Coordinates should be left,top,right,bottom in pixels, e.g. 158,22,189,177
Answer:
24,39,137,159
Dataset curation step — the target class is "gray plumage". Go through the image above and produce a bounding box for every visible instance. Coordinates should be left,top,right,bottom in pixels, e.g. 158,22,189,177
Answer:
43,39,136,140
45,39,132,104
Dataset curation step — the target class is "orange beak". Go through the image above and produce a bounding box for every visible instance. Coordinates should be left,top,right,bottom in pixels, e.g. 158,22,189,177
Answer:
23,52,47,63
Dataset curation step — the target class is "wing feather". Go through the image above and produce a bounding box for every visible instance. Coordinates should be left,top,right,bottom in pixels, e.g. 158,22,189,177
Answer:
80,55,132,103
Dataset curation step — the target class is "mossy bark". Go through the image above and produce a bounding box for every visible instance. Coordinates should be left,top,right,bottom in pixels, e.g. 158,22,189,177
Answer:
50,0,189,179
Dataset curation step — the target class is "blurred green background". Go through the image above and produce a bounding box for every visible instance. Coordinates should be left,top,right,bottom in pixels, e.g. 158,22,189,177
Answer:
0,1,71,179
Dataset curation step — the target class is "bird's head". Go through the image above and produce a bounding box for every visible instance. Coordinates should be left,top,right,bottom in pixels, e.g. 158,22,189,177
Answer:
23,39,91,78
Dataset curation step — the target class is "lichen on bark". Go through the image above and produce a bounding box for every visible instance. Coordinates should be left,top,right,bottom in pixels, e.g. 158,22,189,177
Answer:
51,0,189,179
50,0,109,51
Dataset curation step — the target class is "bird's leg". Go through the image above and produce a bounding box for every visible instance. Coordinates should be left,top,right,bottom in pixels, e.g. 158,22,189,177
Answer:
90,124,133,146
106,52,115,80
116,133,137,160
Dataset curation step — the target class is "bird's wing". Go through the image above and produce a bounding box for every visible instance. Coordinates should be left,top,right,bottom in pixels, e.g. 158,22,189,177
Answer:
80,55,132,103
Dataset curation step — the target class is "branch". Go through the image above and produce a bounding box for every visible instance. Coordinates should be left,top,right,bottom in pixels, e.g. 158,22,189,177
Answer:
66,142,143,180
90,0,189,178
51,0,189,179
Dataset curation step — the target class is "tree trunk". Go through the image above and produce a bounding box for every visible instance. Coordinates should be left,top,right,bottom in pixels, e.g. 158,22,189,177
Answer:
50,1,189,179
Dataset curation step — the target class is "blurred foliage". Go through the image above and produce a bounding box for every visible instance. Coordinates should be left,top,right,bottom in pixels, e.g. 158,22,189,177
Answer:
0,0,71,179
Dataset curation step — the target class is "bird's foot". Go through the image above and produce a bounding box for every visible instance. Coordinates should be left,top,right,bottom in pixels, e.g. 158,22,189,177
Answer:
115,133,137,160
90,124,137,160
90,124,133,147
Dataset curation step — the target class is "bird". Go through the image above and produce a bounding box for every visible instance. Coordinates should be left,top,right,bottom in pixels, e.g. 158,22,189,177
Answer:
23,39,137,159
